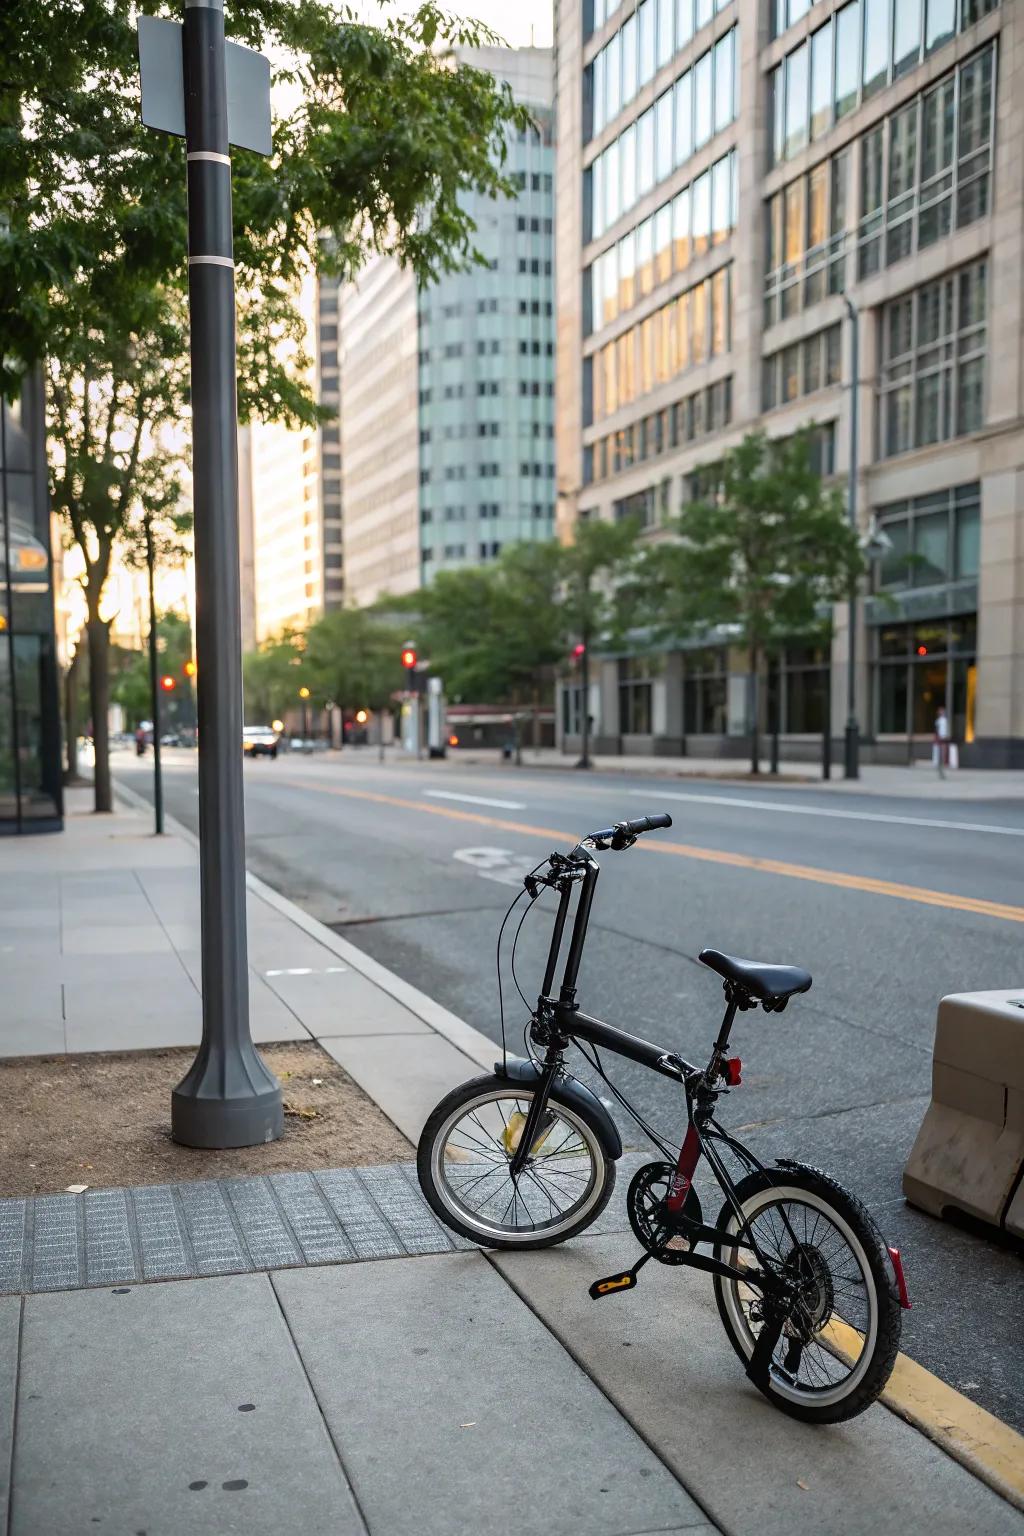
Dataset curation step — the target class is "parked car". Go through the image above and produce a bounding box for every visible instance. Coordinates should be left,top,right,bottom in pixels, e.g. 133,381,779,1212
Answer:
242,725,279,760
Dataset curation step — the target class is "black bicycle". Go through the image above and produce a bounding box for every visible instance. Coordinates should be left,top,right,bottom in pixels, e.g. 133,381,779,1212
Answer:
418,813,911,1423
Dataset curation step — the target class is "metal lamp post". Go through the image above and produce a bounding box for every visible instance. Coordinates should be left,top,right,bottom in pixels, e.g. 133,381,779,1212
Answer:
144,515,164,835
169,0,282,1148
843,295,861,782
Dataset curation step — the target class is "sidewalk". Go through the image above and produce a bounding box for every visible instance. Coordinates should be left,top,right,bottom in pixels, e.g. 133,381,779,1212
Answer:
0,792,1021,1535
449,745,1024,800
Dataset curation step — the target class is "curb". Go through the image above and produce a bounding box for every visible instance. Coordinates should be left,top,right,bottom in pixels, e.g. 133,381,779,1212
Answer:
113,778,499,1080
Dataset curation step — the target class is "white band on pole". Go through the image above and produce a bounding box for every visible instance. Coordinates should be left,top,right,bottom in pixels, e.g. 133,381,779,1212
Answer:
187,151,231,165
188,255,235,268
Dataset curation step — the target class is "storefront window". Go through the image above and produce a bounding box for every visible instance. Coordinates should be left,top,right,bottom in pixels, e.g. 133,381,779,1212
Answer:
0,382,63,832
683,648,727,734
618,657,654,734
873,616,977,741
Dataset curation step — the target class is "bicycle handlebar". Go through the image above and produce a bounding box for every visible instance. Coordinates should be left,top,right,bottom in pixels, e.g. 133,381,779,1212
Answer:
587,812,672,849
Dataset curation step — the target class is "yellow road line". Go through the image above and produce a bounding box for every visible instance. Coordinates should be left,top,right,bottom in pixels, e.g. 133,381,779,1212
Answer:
826,1319,1024,1510
275,779,1024,926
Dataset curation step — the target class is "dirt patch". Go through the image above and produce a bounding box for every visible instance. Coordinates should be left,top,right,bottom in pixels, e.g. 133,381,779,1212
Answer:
0,1042,412,1197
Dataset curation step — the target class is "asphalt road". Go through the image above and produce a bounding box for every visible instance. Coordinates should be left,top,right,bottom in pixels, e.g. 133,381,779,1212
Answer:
117,747,1024,1431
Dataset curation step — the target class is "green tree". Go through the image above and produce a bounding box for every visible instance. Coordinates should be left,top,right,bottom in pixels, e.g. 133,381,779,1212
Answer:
304,607,405,756
111,609,195,731
637,431,863,774
242,631,303,726
3,0,527,809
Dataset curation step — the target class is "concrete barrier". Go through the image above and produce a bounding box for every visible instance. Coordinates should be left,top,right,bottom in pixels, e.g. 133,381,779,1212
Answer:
903,990,1024,1237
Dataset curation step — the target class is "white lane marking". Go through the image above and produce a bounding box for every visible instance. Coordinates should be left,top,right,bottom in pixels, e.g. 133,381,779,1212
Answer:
625,788,1024,838
453,847,538,887
265,966,348,977
426,790,526,810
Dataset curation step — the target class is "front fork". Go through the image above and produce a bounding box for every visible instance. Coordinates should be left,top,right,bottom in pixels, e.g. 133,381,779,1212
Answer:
507,1058,559,1180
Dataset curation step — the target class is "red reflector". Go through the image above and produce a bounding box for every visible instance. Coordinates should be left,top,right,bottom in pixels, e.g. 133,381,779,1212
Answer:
887,1245,911,1309
725,1057,742,1087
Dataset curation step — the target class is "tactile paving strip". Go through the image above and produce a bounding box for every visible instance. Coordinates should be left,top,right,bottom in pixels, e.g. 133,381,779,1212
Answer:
0,1155,645,1294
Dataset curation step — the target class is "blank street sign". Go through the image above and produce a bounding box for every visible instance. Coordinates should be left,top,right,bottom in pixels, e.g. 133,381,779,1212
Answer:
138,14,272,157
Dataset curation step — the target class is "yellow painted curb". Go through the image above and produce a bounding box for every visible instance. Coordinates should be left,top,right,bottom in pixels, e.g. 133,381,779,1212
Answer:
827,1319,1024,1511
275,780,1024,927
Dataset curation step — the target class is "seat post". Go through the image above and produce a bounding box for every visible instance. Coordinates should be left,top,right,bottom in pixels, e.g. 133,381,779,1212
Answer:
714,993,739,1053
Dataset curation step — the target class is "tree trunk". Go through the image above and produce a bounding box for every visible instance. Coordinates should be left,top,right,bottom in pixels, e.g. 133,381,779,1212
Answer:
514,712,522,767
749,641,760,777
87,615,113,812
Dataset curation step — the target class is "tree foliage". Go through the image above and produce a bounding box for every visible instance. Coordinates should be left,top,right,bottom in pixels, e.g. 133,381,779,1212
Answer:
2,0,528,807
636,431,863,769
303,606,406,718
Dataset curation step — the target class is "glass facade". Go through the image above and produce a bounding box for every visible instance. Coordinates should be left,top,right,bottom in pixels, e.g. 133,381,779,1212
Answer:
769,1,999,164
0,375,62,832
762,322,841,410
417,113,556,577
878,259,987,458
586,376,732,484
588,28,738,239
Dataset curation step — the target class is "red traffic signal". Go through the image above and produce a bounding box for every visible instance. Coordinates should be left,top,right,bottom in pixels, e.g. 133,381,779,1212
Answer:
401,646,417,670
572,643,586,659
160,675,177,692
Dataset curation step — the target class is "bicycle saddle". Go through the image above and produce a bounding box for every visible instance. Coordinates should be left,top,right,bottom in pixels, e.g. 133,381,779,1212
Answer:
698,948,812,1003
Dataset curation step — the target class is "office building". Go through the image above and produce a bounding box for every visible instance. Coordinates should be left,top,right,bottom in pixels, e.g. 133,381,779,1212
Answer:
555,0,1019,766
339,46,556,607
245,268,344,643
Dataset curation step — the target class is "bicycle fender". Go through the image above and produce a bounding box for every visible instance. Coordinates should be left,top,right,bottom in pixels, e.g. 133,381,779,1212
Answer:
494,1059,623,1161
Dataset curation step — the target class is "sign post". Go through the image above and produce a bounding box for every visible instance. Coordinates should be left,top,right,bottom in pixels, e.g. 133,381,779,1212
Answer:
140,1,281,1147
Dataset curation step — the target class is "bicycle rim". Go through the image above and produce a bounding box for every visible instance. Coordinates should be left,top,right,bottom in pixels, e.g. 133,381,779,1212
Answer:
718,1185,879,1409
429,1088,605,1242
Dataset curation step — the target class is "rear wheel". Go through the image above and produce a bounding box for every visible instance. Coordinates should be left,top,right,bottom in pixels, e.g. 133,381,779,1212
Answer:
713,1165,901,1423
417,1074,615,1249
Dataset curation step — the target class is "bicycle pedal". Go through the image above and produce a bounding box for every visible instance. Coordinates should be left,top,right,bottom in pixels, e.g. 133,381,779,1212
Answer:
588,1252,650,1300
589,1270,637,1299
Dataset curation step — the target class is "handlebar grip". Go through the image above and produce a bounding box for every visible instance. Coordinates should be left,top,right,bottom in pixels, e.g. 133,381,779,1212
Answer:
623,813,673,835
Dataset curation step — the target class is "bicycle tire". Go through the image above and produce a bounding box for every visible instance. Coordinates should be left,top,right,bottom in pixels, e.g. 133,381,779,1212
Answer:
712,1163,902,1424
417,1074,616,1249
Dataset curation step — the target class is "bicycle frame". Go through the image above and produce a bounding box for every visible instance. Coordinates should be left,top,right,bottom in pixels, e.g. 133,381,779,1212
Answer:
513,843,781,1292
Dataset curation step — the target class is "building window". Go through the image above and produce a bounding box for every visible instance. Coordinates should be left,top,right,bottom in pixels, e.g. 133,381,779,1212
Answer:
872,614,977,741
770,1,996,163
780,646,830,734
879,260,986,458
588,29,738,234
762,324,841,410
618,657,654,735
858,46,994,276
874,483,980,592
765,152,848,327
683,648,727,735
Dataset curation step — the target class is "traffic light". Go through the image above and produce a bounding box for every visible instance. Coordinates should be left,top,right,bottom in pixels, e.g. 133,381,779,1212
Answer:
160,675,177,692
572,643,586,660
401,645,417,670
183,659,197,678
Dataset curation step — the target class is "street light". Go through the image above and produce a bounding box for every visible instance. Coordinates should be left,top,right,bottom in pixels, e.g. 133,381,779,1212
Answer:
844,295,861,781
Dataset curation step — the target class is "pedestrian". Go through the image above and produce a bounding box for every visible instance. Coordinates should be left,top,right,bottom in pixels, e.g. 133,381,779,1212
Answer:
135,724,147,758
933,705,950,779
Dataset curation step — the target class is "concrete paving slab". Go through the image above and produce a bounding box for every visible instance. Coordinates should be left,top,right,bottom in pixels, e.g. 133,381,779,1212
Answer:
63,979,203,1052
0,980,64,1056
273,1252,711,1536
60,922,174,956
11,1274,365,1536
264,966,430,1036
0,910,60,933
494,1234,1023,1536
0,1295,19,1536
318,1032,483,1141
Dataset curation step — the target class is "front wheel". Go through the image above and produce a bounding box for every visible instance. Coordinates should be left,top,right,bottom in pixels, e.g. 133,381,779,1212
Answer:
417,1074,615,1249
713,1165,902,1423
